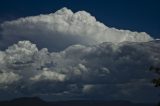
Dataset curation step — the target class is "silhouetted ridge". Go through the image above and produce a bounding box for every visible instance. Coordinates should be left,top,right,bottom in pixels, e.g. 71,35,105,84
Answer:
0,97,156,106
0,97,48,106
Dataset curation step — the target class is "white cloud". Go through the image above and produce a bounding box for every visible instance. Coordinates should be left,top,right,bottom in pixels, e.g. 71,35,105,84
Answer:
0,72,20,84
5,41,38,64
0,7,153,51
30,69,66,82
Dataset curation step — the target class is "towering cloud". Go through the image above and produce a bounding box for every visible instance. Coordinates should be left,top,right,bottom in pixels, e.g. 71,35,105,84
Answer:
0,8,159,102
0,7,153,51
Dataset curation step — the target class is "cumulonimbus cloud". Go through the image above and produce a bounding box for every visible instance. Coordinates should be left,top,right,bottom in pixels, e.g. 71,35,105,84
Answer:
0,7,153,51
0,7,159,102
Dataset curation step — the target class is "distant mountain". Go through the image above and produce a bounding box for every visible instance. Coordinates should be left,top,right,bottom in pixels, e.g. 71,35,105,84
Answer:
0,97,156,106
50,100,156,106
0,97,48,106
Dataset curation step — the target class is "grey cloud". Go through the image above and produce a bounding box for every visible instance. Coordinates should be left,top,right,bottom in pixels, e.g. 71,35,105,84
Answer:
0,40,160,102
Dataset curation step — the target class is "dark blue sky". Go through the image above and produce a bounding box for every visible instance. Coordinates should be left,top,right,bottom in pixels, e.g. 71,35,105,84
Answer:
0,0,160,38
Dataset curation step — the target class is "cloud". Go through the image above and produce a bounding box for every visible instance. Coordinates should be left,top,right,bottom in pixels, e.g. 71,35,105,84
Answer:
30,69,66,82
0,7,159,102
0,40,160,102
0,7,153,51
0,72,20,84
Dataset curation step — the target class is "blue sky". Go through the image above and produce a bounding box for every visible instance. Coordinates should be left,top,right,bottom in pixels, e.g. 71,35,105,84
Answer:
0,0,159,38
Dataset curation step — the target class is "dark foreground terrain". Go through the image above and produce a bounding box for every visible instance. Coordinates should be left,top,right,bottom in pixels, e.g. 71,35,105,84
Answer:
0,97,156,106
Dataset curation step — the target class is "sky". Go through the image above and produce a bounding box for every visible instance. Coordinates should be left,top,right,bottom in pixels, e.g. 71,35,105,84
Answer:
0,0,159,38
0,0,160,103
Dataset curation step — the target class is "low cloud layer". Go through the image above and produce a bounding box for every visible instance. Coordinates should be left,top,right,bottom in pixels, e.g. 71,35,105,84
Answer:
0,7,153,51
0,40,160,102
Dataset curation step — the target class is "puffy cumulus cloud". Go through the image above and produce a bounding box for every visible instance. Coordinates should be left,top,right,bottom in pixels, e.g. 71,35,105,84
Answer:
0,72,20,84
0,7,153,51
30,69,66,82
0,40,160,102
5,41,38,64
